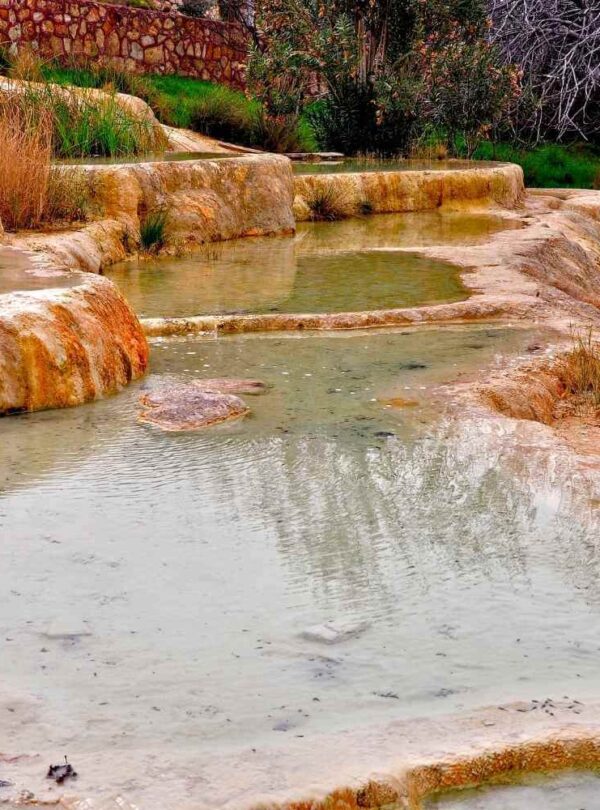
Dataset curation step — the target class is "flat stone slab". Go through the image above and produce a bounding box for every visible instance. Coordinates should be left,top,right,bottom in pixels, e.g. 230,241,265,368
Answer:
138,383,250,432
301,620,371,645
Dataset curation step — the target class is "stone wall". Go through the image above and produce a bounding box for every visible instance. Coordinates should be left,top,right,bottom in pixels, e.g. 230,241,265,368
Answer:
0,0,247,86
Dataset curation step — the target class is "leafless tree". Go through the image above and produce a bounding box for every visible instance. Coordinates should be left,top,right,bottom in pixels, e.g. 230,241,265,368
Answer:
489,0,600,142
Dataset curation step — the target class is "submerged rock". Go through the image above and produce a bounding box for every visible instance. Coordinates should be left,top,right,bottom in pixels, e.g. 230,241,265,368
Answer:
301,620,371,645
139,384,250,432
43,620,92,640
192,379,268,396
379,397,419,408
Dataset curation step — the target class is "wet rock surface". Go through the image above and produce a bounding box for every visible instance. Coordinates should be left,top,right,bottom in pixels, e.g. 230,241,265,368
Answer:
0,268,148,416
138,383,250,431
301,620,371,645
192,379,268,396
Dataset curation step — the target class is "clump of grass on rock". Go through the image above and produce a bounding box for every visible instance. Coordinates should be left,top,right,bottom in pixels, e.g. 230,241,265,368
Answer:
305,185,358,222
35,59,317,153
23,84,165,159
556,330,600,416
140,205,170,253
0,96,89,230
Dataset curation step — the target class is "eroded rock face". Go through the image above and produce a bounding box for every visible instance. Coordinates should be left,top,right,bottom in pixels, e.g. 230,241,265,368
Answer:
0,268,148,416
87,154,296,252
138,383,250,431
293,164,525,222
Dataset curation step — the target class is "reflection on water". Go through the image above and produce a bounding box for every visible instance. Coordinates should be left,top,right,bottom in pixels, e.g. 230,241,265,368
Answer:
1,327,600,760
106,212,518,319
293,159,502,175
57,151,237,166
108,250,466,318
426,770,600,809
0,248,76,295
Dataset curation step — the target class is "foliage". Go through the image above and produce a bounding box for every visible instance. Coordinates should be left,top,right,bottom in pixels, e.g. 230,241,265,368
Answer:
7,46,44,81
305,184,356,221
18,84,164,158
0,44,9,74
179,0,214,17
46,166,91,222
0,97,89,230
472,141,600,189
425,38,520,156
37,62,315,153
490,0,600,143
140,205,170,251
557,330,600,412
187,82,261,143
245,0,519,156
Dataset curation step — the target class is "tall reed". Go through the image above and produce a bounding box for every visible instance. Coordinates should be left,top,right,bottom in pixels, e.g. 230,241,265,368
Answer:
0,95,91,230
0,97,52,229
557,329,600,410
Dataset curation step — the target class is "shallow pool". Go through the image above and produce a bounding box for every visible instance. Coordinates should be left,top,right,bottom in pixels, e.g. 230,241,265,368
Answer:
57,151,237,166
426,770,600,809
2,324,600,776
0,248,76,295
106,212,518,319
292,159,502,175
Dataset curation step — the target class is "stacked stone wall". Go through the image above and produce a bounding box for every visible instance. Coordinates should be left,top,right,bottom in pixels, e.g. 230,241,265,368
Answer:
0,0,247,86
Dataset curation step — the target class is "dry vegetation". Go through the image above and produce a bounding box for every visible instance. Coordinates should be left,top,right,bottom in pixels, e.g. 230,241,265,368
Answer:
305,185,359,222
555,330,600,418
485,331,600,435
0,96,89,230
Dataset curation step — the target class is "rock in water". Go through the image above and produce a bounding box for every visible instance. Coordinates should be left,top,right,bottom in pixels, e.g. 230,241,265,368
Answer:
139,384,250,432
301,620,371,645
192,379,268,396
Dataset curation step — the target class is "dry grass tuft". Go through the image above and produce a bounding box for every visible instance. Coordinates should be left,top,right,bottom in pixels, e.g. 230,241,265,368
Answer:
305,184,357,221
46,166,91,223
0,96,52,229
7,46,44,82
0,96,90,230
556,329,600,415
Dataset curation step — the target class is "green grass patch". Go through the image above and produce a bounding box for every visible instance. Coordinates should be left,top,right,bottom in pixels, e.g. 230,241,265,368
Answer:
20,84,164,159
140,205,170,252
473,142,600,189
38,64,317,152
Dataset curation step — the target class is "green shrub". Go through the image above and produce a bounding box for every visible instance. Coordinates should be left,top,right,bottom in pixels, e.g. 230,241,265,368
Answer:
19,85,164,158
253,109,317,153
472,141,600,188
188,84,260,144
18,59,315,153
140,205,169,251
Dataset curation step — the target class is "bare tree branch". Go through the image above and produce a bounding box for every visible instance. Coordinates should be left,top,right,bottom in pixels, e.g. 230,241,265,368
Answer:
489,0,600,141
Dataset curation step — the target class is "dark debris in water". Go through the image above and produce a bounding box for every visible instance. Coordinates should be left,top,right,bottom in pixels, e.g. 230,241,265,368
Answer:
47,756,78,784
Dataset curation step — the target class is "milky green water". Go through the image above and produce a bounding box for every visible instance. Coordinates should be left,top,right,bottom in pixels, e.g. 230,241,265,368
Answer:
2,325,600,770
106,211,518,319
426,770,600,809
2,210,599,809
292,159,501,175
